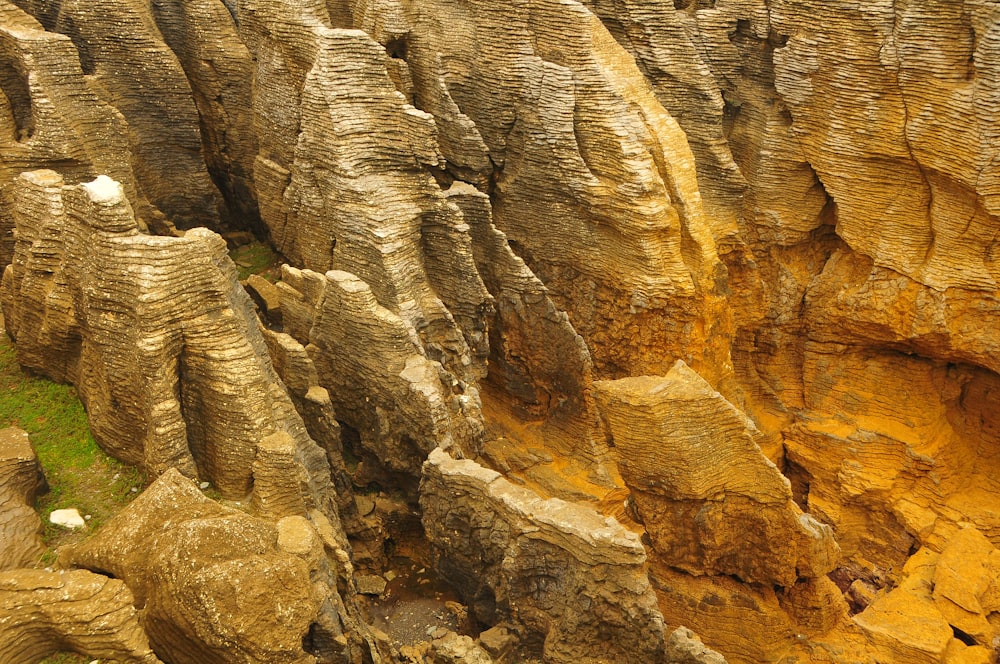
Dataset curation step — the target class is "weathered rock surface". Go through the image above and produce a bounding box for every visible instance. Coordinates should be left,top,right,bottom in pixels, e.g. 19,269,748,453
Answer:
395,0,733,383
12,0,225,230
420,448,665,664
0,427,44,570
278,266,482,475
2,1,1000,663
594,361,838,587
0,567,161,663
665,627,728,664
1,170,337,512
853,528,1000,663
0,0,150,264
67,468,381,664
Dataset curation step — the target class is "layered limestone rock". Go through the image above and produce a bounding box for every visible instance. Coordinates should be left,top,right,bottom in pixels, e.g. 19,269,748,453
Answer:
853,528,1000,663
67,468,381,664
420,448,665,664
0,170,336,511
0,0,149,264
142,0,260,226
0,427,44,570
593,361,838,587
0,567,161,663
393,0,733,383
278,266,482,475
12,0,225,230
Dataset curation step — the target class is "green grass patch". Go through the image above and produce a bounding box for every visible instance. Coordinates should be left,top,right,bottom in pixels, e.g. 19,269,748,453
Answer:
229,240,281,282
38,654,89,664
0,336,145,556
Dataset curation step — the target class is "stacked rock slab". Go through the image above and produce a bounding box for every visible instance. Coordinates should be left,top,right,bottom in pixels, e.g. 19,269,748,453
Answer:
0,0,148,265
593,360,839,587
0,568,161,664
239,2,489,388
0,170,339,526
66,468,382,664
0,427,45,570
392,0,733,384
420,448,666,664
13,0,225,230
278,266,482,476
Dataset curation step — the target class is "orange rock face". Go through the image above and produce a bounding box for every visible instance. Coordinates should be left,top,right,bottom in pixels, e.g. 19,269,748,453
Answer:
0,0,999,663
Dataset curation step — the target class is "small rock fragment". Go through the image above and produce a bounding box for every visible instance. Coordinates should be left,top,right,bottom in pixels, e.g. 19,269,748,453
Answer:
50,509,86,530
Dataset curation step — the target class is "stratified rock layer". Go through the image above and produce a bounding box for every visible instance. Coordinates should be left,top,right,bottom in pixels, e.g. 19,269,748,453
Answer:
0,427,44,570
594,361,838,587
420,448,665,664
1,170,334,509
0,568,161,664
67,468,379,664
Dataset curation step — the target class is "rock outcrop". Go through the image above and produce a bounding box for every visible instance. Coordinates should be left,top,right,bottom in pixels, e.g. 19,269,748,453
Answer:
420,448,665,664
853,528,1000,663
0,567,161,663
0,427,44,570
67,468,380,664
278,266,483,476
1,1,1000,663
594,361,838,587
0,170,335,510
0,0,150,265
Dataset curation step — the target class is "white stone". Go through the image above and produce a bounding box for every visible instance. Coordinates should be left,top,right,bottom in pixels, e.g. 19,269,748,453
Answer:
50,508,86,529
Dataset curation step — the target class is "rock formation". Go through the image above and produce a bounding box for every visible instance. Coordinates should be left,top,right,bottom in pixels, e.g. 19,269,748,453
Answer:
420,448,665,664
594,361,839,587
0,0,999,662
0,427,44,570
0,567,161,663
67,468,380,664
0,169,334,508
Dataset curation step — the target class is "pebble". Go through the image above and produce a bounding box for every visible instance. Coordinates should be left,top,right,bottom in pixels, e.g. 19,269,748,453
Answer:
200,481,211,490
130,487,138,493
50,508,86,529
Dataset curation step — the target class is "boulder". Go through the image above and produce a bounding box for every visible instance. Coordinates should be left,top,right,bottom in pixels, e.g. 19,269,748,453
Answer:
66,468,381,664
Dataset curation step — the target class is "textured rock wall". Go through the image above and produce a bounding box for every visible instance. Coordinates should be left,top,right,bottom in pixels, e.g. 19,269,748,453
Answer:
0,170,336,519
0,427,44,570
0,568,161,664
594,361,838,587
420,448,666,664
2,0,1000,662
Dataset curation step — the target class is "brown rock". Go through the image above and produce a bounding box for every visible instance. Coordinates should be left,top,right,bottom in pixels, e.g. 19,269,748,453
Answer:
0,0,149,265
67,468,379,664
420,448,665,664
24,0,225,229
594,361,839,587
0,567,161,663
397,0,733,383
1,171,340,522
279,266,482,475
0,427,44,570
665,627,728,664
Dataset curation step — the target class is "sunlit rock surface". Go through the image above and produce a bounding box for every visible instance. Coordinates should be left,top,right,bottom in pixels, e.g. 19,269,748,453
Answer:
0,0,998,662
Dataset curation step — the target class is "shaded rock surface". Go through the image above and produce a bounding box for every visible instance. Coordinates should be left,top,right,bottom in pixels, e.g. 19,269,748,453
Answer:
420,448,665,664
0,427,44,570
